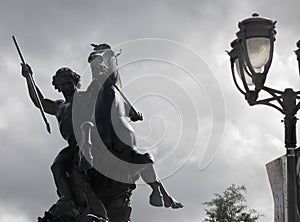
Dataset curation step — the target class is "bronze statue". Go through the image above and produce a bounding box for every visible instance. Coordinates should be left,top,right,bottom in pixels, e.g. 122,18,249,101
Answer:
17,40,183,222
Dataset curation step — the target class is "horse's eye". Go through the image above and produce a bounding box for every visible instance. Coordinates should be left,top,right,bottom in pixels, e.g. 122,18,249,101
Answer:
104,50,114,59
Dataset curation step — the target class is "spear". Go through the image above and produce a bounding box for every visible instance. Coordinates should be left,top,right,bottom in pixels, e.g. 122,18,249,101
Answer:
12,35,51,133
112,83,142,120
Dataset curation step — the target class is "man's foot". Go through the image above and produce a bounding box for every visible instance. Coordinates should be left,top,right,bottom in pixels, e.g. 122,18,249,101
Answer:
149,191,163,207
162,195,184,209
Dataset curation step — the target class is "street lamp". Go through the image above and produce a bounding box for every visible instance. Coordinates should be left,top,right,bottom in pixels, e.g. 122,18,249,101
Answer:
228,13,300,222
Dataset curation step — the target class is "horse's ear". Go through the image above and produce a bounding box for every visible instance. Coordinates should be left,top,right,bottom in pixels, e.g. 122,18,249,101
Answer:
115,49,122,57
91,43,98,48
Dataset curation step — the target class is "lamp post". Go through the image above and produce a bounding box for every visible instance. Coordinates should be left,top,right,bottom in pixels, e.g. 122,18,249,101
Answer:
228,13,300,222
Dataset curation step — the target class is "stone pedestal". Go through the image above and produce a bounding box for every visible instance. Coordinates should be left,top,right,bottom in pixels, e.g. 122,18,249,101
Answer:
266,151,300,222
266,155,288,222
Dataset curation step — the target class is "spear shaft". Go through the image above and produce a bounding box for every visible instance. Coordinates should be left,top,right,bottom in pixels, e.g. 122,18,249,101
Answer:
12,35,51,133
113,83,137,113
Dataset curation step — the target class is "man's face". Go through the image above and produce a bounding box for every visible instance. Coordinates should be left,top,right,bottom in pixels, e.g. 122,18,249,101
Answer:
58,78,76,96
90,49,118,78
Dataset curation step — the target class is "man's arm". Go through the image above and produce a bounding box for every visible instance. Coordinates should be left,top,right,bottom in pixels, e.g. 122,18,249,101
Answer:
22,64,56,115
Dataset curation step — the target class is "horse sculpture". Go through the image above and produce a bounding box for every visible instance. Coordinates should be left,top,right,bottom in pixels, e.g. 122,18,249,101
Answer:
75,44,183,221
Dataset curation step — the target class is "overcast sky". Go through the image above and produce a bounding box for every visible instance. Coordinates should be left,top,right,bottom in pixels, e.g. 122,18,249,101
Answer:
1,0,300,221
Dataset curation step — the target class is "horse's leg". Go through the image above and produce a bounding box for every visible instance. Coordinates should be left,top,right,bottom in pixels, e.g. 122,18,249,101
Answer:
139,165,163,207
158,183,184,209
140,164,183,209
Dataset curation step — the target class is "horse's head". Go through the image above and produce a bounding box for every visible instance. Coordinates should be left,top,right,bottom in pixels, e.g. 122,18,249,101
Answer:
88,44,122,87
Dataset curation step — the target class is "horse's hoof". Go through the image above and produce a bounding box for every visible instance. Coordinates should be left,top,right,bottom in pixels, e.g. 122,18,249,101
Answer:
163,196,184,209
149,192,163,207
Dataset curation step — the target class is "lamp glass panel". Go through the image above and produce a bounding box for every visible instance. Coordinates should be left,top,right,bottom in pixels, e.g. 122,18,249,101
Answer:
246,37,270,73
235,59,254,86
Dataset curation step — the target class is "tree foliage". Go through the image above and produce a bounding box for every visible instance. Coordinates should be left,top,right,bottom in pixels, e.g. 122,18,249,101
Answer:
202,184,262,222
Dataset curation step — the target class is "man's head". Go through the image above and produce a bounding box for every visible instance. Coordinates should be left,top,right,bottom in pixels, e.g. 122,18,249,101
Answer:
52,67,80,93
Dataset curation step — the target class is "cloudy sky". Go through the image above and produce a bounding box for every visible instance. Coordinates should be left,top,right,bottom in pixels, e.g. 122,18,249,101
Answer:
1,0,300,221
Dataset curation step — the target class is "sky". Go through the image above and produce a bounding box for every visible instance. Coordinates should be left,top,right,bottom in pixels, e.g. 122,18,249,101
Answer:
1,0,300,221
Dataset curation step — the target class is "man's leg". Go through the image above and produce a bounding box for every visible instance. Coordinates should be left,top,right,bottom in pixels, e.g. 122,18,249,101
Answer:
70,166,109,221
51,146,75,199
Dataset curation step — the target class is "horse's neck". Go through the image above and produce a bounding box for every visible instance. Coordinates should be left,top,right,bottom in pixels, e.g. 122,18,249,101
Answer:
102,85,115,103
94,73,123,122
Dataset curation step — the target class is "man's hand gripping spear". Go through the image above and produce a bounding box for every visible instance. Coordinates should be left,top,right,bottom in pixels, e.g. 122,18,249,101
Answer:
12,36,51,133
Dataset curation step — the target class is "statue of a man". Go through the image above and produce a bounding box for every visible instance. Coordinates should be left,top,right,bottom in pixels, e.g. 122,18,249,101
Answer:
21,65,108,221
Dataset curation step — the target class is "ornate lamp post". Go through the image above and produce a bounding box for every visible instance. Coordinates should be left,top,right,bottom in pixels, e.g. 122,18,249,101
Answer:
228,13,300,221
